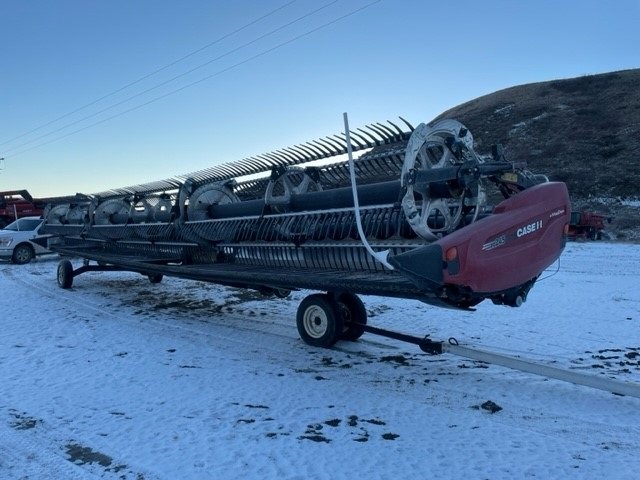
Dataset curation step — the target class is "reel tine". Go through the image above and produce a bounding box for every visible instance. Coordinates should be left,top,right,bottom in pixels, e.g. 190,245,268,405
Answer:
200,164,223,180
294,144,316,159
235,159,260,177
276,149,302,163
356,128,380,146
322,163,342,183
360,156,379,177
386,119,407,138
196,168,216,182
399,116,414,131
190,167,210,182
240,157,261,175
376,122,399,140
255,154,280,168
289,144,317,161
310,140,334,156
221,163,240,176
364,124,386,142
250,157,271,173
304,142,326,157
233,158,260,175
314,138,338,155
332,134,351,150
228,160,249,176
346,131,368,148
216,163,238,178
271,150,297,166
260,153,285,168
368,124,392,143
325,136,346,152
206,169,226,181
263,153,288,168
281,147,307,163
220,162,240,175
249,155,273,171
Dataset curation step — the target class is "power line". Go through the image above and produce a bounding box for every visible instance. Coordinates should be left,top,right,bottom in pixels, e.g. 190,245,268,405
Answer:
6,0,381,159
0,0,297,148
2,0,338,156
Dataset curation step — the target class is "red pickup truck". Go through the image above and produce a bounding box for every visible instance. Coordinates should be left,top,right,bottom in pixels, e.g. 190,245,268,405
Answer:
0,190,45,228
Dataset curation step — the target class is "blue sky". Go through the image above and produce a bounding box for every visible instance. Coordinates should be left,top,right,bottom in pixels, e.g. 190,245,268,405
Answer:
1,0,638,197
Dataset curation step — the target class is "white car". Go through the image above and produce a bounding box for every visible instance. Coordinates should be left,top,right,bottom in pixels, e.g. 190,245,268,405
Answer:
0,216,52,264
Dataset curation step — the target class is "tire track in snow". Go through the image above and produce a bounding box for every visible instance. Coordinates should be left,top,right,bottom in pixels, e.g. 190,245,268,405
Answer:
0,422,101,480
8,266,301,353
12,264,399,361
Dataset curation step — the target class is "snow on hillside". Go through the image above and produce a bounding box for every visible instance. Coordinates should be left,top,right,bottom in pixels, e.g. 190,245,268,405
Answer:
1,242,639,479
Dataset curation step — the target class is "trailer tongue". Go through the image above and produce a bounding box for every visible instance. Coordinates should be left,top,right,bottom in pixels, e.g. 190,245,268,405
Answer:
358,325,640,398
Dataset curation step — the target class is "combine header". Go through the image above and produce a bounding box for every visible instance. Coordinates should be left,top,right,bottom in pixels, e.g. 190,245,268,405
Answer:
42,116,570,346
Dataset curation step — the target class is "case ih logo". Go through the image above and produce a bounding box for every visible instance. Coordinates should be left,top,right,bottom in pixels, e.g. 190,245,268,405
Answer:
517,220,543,238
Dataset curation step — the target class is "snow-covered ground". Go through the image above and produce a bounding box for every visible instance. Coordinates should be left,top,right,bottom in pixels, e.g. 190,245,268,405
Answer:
1,242,639,479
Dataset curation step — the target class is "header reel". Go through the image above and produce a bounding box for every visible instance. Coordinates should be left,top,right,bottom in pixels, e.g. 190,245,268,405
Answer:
43,118,545,267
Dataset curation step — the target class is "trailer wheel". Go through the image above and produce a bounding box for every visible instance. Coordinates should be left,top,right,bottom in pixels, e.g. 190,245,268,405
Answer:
148,273,163,284
57,260,74,289
297,294,343,348
336,293,367,341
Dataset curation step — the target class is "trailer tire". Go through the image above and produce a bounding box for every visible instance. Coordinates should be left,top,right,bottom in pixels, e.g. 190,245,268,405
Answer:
57,260,74,289
148,273,163,284
297,294,343,348
336,292,367,341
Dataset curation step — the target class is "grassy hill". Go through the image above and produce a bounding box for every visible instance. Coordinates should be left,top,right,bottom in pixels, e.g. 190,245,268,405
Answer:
433,69,640,239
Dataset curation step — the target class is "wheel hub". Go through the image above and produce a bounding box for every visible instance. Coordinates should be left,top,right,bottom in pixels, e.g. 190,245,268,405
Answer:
303,305,328,338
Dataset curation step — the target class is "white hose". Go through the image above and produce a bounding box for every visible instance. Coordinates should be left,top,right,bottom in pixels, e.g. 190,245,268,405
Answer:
343,112,394,270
